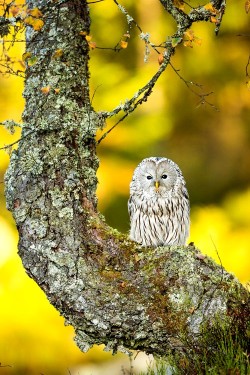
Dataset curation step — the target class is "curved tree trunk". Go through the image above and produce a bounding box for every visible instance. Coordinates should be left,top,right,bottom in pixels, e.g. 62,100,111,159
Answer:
4,0,249,368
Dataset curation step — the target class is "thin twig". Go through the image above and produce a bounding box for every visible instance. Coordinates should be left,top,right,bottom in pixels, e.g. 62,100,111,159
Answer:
97,113,128,144
87,0,105,3
246,54,250,78
170,62,219,111
0,130,33,151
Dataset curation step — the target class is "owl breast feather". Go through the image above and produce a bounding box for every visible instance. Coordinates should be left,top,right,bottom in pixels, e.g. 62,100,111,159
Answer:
128,189,190,247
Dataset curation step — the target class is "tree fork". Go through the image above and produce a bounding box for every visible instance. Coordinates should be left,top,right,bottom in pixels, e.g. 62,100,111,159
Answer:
4,0,249,361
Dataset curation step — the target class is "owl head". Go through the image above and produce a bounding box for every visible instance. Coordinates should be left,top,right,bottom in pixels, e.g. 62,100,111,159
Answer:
130,157,187,197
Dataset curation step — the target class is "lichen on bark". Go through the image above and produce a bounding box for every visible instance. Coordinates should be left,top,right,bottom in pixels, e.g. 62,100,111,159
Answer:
4,0,249,367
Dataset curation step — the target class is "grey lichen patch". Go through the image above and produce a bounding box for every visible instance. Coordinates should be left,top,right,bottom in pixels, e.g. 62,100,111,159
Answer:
49,187,65,209
58,207,74,219
169,288,193,310
5,152,32,221
74,331,93,353
4,151,18,197
201,295,227,316
47,249,76,270
21,147,44,175
25,216,48,239
10,201,29,224
47,262,71,293
48,187,74,220
46,143,69,166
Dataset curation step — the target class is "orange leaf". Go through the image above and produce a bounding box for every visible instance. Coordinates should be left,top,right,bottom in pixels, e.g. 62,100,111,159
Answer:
184,29,195,41
120,40,128,49
28,7,43,18
24,16,34,26
41,86,50,95
183,40,193,48
194,37,202,46
53,49,63,58
85,35,92,42
24,16,44,31
10,5,21,17
158,53,164,65
204,3,217,13
79,31,87,36
88,41,96,49
54,88,60,94
210,16,218,24
32,19,44,31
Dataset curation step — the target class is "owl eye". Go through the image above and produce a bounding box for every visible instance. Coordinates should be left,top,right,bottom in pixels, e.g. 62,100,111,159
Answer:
146,175,153,180
161,174,168,179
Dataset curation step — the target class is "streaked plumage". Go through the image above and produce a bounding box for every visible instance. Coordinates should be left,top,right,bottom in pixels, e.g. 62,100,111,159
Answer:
128,157,190,247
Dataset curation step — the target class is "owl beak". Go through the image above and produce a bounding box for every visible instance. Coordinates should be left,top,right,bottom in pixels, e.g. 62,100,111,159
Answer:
154,181,159,192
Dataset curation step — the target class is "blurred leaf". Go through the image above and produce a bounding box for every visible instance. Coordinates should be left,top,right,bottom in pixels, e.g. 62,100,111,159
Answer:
88,41,97,49
24,16,44,31
184,29,201,47
158,53,164,65
85,35,96,49
10,5,21,17
85,35,92,42
245,0,250,13
210,16,218,24
172,37,182,47
32,18,44,31
184,29,195,41
183,40,193,48
204,3,217,13
173,0,185,11
22,51,32,61
28,7,43,18
41,86,50,95
120,40,128,49
53,49,63,59
27,55,38,66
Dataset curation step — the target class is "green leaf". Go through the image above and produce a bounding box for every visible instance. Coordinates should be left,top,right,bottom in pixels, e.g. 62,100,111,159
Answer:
27,56,38,66
171,37,182,47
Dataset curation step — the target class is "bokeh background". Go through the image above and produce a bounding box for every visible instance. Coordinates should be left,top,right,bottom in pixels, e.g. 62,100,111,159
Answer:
0,1,249,374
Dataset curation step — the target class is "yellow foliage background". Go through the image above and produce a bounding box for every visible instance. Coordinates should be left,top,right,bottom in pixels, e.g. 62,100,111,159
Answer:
0,1,249,373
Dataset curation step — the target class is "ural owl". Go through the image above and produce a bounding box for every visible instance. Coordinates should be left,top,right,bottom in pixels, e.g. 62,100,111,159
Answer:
128,157,190,247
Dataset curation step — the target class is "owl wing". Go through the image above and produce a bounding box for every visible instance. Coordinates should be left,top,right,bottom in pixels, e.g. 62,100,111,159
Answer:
128,195,136,219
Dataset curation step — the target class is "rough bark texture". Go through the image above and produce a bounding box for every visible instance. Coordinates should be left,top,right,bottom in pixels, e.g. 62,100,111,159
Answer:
5,0,249,361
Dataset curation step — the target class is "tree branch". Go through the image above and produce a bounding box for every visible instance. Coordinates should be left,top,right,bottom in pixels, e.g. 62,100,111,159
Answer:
101,0,224,125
